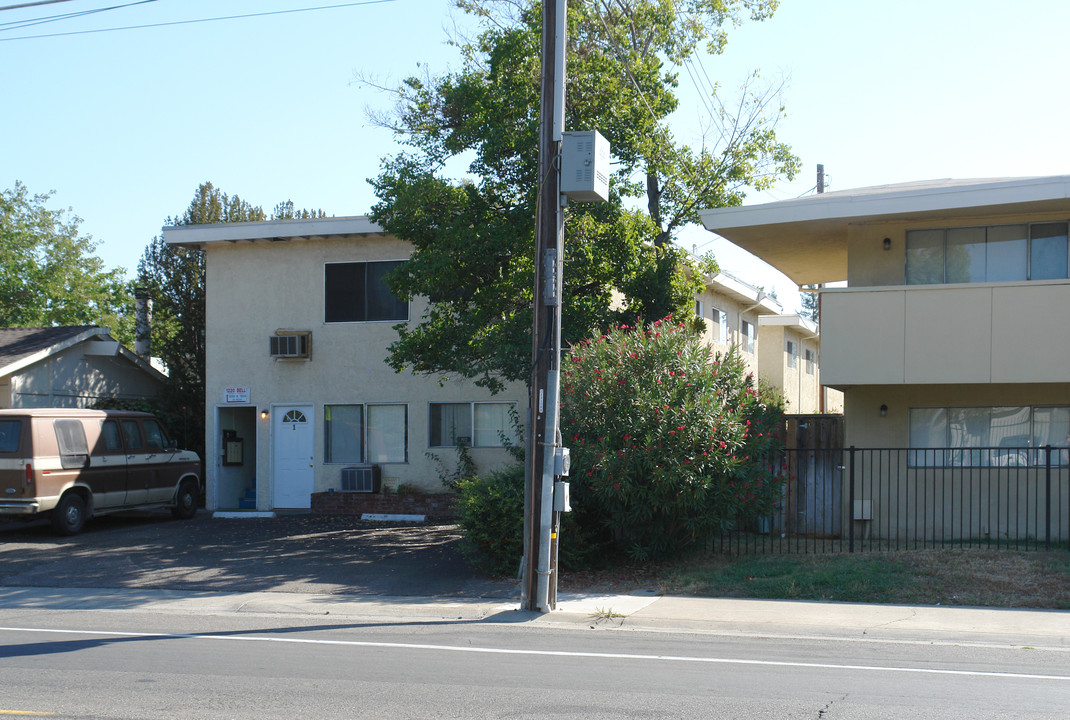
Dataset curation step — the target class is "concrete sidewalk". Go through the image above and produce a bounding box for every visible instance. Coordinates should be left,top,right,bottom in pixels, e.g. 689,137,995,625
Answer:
1,585,1066,651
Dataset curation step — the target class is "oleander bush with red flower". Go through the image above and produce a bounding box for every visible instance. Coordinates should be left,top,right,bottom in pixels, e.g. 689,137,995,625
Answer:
561,317,786,561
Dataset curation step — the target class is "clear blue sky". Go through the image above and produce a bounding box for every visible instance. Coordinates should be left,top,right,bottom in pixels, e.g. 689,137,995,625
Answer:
4,0,1070,313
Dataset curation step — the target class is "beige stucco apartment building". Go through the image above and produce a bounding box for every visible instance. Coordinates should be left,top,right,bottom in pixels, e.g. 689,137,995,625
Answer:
165,215,841,514
165,217,525,513
699,175,1070,541
696,272,841,414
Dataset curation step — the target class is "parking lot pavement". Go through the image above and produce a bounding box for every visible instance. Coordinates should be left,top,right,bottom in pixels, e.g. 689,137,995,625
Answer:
0,511,518,599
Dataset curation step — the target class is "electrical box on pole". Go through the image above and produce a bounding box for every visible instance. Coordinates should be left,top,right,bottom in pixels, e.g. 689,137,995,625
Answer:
561,130,611,202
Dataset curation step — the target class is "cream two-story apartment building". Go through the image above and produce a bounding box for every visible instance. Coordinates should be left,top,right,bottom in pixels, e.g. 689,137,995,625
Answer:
696,272,840,414
164,217,525,513
700,175,1070,448
700,175,1070,541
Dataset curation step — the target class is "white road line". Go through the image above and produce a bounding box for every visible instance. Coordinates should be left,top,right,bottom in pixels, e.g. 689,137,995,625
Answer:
1,626,1067,682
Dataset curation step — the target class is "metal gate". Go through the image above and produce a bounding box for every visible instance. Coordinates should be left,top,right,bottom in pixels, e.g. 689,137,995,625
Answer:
784,415,845,537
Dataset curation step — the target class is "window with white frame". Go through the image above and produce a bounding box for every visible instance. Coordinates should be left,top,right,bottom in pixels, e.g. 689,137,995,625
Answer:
805,348,815,375
695,300,704,319
325,403,408,464
785,339,797,369
740,319,755,353
908,405,1070,467
905,222,1069,285
324,260,408,323
429,402,517,448
710,307,728,343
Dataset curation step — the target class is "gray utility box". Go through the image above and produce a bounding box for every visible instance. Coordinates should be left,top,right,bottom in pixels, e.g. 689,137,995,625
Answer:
560,130,611,202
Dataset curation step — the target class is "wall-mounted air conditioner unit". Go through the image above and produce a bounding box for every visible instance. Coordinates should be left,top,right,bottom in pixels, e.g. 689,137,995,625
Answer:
341,464,381,493
270,331,311,359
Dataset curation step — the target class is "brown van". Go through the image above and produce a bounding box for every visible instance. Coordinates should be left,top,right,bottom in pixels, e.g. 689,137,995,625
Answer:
0,409,201,535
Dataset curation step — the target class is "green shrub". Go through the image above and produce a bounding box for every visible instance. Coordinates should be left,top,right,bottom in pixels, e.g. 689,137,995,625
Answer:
561,317,785,561
455,464,526,576
454,462,610,575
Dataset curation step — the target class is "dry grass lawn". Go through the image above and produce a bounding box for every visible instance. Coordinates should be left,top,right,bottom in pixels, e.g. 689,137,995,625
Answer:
558,549,1070,609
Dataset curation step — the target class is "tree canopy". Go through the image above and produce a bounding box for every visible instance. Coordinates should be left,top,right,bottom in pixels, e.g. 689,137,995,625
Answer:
0,181,134,343
368,0,798,392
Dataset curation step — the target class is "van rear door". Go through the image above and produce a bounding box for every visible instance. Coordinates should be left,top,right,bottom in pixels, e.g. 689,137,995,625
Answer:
0,418,28,503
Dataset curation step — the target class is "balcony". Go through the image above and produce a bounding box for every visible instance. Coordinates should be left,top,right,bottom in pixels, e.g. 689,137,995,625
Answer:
820,279,1070,386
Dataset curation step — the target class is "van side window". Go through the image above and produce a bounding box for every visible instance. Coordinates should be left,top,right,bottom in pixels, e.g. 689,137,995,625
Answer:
144,420,166,451
121,420,143,451
0,420,20,453
100,420,124,453
54,419,89,469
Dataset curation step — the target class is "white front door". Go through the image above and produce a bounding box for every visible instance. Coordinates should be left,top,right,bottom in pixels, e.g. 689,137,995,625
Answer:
272,405,314,509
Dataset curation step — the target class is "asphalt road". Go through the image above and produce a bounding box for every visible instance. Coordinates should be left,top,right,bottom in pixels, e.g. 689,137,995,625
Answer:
1,607,1068,719
0,511,517,598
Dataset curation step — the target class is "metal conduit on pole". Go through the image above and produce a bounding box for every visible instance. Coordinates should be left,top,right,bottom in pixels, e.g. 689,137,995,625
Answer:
522,0,567,613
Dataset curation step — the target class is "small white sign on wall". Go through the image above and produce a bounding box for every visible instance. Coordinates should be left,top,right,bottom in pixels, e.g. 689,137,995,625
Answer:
223,386,251,404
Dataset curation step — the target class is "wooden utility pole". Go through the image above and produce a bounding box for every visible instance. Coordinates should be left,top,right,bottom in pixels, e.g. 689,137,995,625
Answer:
521,0,566,613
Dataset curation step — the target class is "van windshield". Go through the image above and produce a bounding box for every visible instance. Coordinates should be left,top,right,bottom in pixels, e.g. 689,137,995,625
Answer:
0,420,20,453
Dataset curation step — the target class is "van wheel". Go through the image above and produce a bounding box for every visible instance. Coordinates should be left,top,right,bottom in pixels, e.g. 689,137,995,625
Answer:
172,480,198,520
51,493,87,536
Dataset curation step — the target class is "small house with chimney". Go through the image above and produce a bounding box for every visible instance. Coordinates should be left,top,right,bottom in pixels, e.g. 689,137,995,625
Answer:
0,326,166,409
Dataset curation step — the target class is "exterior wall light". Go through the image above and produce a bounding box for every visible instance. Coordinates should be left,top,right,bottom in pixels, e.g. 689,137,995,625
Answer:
260,408,269,420
880,404,888,417
883,237,891,250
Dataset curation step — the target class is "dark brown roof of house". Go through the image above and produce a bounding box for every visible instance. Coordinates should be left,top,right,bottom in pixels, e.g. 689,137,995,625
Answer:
0,326,102,370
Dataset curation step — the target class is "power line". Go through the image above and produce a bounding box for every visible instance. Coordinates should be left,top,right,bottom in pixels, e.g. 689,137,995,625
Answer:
0,0,156,32
0,0,397,41
0,0,79,11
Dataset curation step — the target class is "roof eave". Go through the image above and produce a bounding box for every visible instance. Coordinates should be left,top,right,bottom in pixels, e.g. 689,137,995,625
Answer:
699,175,1070,286
162,216,385,247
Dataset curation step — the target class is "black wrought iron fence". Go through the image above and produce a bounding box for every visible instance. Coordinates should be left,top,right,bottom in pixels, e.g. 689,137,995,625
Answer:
711,446,1070,554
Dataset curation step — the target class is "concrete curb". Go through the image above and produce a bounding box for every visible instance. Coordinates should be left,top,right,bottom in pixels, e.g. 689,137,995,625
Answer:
0,586,1066,650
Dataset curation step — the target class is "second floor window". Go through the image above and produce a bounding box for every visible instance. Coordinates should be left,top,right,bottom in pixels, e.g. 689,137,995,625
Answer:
786,340,797,369
740,320,755,354
906,222,1068,285
324,260,408,323
711,307,727,343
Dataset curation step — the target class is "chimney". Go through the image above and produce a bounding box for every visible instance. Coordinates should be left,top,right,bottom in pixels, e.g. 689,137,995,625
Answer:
134,287,152,358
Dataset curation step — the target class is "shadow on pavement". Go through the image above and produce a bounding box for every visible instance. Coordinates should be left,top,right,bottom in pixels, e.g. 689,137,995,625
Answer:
0,513,518,599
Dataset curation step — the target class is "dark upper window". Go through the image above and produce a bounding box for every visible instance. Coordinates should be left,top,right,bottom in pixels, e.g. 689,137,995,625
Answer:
0,420,21,454
324,260,408,323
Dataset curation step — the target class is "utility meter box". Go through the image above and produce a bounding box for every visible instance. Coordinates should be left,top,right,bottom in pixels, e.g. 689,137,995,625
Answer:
554,446,570,477
561,130,610,202
554,481,572,512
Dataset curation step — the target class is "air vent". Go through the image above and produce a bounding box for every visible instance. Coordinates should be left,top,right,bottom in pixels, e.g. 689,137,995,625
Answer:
270,333,311,358
341,464,381,493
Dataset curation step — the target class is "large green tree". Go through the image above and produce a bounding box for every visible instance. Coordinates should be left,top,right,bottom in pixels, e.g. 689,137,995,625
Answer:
368,0,799,392
0,181,134,343
136,182,326,456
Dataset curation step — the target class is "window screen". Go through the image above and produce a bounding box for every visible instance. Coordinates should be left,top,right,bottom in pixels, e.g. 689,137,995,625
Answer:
367,404,407,463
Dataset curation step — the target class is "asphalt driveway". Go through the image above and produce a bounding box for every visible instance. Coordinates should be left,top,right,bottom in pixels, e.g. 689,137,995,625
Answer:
0,512,518,599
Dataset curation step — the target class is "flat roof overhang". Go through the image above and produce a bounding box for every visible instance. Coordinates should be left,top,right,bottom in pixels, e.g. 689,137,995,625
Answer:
698,175,1070,286
162,216,384,247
